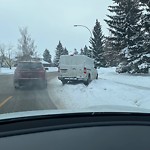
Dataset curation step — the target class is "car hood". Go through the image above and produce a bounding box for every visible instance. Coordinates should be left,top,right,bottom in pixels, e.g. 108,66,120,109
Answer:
0,105,150,120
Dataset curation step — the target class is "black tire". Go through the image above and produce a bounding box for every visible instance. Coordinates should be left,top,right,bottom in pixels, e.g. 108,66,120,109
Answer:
14,85,19,90
14,81,20,90
96,74,98,79
62,80,67,85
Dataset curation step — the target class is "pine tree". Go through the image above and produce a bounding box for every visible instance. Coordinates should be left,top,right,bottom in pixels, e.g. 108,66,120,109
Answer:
73,49,78,55
83,46,88,56
103,38,119,67
53,41,64,66
43,49,52,63
142,0,150,33
89,19,105,67
80,48,84,55
104,1,127,53
141,0,150,69
63,47,69,55
83,45,91,57
105,0,148,73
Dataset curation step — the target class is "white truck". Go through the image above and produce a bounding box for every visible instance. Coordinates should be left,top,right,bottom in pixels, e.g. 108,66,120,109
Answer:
58,55,98,85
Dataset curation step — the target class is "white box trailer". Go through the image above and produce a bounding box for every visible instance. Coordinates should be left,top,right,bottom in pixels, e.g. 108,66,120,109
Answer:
58,55,98,85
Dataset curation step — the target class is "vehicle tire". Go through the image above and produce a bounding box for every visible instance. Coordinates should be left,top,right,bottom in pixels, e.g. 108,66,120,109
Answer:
62,80,67,85
84,74,91,86
96,74,98,80
14,81,20,90
14,85,19,90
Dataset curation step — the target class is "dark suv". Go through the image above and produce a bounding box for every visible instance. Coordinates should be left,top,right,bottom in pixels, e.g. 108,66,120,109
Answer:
14,61,47,89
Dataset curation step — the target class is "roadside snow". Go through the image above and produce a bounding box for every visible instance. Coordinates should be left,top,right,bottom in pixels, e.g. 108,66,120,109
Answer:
48,67,150,110
99,67,150,88
46,67,58,72
1,66,150,110
0,67,57,75
0,67,16,75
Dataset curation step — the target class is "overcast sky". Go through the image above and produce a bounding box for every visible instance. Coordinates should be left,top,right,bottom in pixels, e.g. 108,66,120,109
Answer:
0,0,113,58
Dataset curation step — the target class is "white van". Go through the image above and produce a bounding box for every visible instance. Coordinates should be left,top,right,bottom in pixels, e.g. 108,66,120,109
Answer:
58,55,98,85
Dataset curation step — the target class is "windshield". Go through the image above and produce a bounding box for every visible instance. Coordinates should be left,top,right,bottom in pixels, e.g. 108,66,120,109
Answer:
17,62,43,70
0,0,150,119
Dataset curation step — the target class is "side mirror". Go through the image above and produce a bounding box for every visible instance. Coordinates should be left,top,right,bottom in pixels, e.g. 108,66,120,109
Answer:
45,68,49,71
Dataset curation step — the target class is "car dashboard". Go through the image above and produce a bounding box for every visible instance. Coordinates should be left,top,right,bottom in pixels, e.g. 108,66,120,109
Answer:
0,112,150,150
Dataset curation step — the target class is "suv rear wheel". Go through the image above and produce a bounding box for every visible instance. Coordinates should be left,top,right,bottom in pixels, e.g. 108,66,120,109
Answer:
62,80,67,85
14,81,20,90
96,74,98,79
14,85,19,90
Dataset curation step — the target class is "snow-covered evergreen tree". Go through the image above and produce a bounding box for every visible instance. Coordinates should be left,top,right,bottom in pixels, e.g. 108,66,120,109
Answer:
141,0,150,69
105,1,127,52
142,0,150,33
89,19,105,67
83,45,88,56
121,0,149,73
73,49,78,55
103,38,119,67
53,41,64,66
83,45,90,57
63,47,69,55
43,49,52,63
80,48,84,55
105,0,149,73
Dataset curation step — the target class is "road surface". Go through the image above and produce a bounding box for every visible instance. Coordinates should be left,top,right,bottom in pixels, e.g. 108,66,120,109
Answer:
0,72,58,114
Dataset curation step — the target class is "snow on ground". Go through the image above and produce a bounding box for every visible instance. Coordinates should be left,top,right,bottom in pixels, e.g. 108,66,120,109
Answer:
0,67,58,74
99,67,150,88
0,67,16,75
48,67,150,110
46,67,58,72
1,66,150,110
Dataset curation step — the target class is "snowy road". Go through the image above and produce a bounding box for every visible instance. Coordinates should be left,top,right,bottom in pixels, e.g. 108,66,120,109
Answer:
0,72,58,114
0,67,149,114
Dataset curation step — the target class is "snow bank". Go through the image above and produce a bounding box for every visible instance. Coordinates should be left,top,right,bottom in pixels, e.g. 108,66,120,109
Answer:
48,67,150,110
46,67,58,72
99,67,150,88
0,67,16,75
0,67,58,75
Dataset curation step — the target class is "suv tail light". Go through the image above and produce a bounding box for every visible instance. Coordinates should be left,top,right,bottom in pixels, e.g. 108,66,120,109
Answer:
84,67,87,74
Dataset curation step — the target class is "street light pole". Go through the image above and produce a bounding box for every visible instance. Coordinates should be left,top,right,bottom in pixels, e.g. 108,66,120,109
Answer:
74,24,94,58
74,25,92,38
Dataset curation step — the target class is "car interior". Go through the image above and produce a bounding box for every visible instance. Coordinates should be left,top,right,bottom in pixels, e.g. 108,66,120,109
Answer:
0,113,150,150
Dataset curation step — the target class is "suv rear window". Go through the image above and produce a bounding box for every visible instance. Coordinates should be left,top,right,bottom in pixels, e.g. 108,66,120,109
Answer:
17,62,43,70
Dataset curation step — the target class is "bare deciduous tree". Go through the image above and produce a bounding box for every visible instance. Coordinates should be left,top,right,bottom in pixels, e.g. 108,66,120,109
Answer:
17,27,37,61
0,44,14,69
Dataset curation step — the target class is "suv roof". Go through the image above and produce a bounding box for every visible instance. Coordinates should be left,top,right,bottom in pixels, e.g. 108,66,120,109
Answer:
18,61,42,63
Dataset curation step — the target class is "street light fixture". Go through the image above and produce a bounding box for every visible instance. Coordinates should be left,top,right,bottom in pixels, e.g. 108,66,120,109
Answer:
74,24,92,38
74,24,94,58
